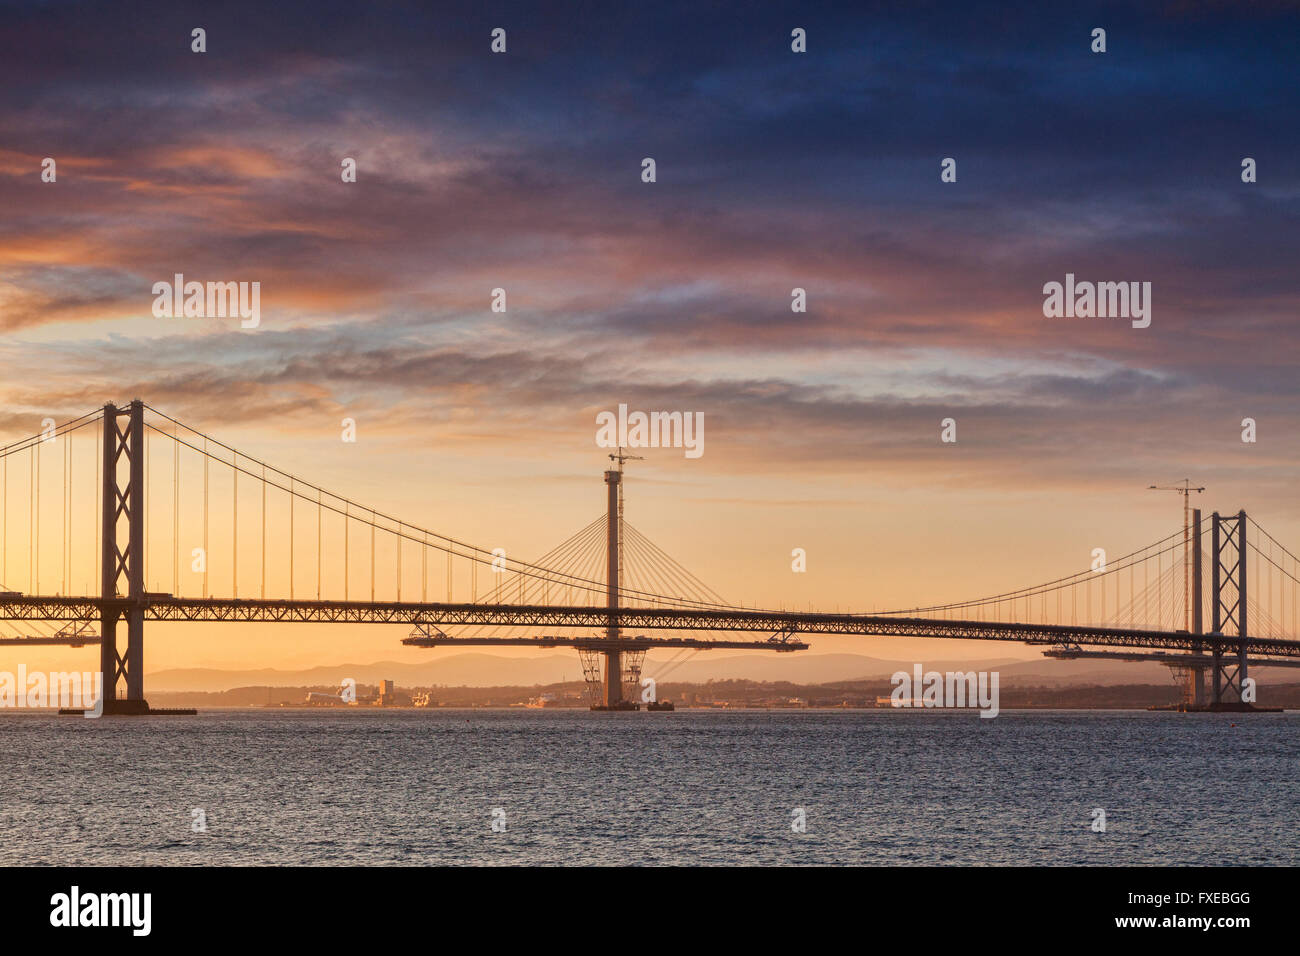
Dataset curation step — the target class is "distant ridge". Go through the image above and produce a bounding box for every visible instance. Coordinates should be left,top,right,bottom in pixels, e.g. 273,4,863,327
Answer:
141,651,1297,692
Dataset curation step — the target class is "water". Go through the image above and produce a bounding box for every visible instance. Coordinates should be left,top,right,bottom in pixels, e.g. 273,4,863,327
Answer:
2,709,1296,865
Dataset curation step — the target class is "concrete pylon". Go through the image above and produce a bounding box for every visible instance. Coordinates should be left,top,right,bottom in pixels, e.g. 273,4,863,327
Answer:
603,468,622,707
1189,508,1207,708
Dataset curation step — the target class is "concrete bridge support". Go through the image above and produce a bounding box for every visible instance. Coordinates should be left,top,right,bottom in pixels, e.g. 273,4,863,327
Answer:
602,467,624,708
1187,509,1207,708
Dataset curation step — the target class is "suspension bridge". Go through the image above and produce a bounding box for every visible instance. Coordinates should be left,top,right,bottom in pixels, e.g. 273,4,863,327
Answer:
1,400,1298,713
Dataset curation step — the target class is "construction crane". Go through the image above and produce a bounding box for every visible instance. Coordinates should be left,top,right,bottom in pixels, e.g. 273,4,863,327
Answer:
609,448,644,587
1149,480,1205,632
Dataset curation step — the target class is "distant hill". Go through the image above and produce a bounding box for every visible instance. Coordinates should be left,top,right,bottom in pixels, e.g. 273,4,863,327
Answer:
143,651,1296,692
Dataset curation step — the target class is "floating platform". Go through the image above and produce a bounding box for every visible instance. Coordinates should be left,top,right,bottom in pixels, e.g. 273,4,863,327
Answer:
587,700,676,711
1147,702,1283,713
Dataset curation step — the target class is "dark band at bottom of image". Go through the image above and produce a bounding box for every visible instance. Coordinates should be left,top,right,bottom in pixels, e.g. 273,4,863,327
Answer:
4,866,1275,940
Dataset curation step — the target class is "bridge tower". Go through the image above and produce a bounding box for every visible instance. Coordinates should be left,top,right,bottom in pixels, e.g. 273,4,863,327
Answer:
1167,508,1209,709
602,465,623,707
99,400,150,714
581,449,645,710
1188,508,1207,708
1209,509,1251,708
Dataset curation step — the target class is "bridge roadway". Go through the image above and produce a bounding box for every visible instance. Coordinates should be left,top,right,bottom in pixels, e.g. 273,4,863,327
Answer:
3,594,1300,661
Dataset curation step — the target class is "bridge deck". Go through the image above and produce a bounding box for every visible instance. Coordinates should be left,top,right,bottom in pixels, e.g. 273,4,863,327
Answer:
401,634,807,651
3,595,1300,661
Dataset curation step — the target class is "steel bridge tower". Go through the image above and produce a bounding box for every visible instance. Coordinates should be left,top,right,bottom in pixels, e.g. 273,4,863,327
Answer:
1209,509,1251,707
99,400,150,714
1173,509,1255,709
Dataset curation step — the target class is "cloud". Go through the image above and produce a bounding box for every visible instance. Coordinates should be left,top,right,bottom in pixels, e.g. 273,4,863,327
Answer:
0,0,1296,514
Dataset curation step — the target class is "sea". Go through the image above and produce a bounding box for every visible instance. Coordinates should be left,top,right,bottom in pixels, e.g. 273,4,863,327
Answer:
2,709,1296,866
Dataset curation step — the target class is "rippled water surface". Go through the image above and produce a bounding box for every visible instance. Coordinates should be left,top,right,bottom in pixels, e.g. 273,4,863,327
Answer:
2,709,1296,865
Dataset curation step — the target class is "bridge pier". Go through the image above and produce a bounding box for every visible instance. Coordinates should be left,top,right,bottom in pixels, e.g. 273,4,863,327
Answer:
1190,662,1207,709
98,400,151,715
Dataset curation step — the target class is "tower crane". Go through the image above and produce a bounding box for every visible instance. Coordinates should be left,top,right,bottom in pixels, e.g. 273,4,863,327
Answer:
609,448,644,585
1148,480,1205,632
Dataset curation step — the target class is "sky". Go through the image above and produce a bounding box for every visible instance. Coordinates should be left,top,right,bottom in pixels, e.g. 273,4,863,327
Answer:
1,0,1298,676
